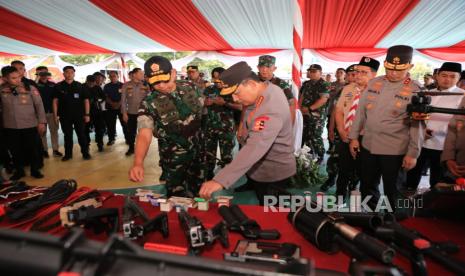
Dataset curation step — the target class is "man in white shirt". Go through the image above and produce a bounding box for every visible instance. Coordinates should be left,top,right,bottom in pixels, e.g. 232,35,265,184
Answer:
406,62,464,190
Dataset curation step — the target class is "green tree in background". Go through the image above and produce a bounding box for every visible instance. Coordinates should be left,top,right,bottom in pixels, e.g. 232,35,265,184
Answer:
60,54,112,65
409,61,434,82
187,57,226,77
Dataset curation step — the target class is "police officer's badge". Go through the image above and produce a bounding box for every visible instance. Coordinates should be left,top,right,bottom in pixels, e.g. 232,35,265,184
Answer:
253,116,269,131
364,57,371,63
393,57,401,64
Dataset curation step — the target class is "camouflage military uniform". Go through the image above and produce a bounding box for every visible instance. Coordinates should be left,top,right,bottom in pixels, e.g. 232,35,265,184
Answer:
203,84,236,179
267,76,294,102
299,78,330,159
138,80,204,197
322,82,345,191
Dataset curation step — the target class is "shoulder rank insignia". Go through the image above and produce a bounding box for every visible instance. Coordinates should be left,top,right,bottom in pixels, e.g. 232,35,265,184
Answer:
253,116,269,131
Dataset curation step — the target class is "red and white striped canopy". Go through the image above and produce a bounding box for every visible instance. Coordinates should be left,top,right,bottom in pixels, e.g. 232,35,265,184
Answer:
1,0,465,61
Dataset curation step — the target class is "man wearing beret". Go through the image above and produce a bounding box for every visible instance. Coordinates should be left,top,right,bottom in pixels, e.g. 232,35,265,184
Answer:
333,57,380,200
299,64,330,162
187,65,206,90
203,67,241,180
349,45,425,212
129,56,205,198
406,62,464,190
199,62,296,204
257,55,296,122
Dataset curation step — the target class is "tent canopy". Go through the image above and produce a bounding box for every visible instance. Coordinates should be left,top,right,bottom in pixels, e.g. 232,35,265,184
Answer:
1,0,465,61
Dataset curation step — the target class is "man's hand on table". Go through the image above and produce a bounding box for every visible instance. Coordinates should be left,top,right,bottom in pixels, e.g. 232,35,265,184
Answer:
199,180,224,200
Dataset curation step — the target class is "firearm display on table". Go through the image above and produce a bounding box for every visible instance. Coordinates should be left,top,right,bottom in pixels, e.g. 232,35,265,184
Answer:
0,227,313,276
178,209,229,255
122,196,169,240
219,204,281,240
288,201,405,275
338,212,465,276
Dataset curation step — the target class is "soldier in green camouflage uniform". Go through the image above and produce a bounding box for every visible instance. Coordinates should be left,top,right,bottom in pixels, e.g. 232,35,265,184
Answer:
203,67,236,179
257,55,296,122
299,64,330,161
321,68,347,191
129,56,204,198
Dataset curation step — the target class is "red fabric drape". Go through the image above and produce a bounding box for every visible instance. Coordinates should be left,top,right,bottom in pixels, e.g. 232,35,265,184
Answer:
91,0,232,51
453,39,465,47
217,49,279,57
302,0,419,48
0,52,21,57
314,48,387,62
419,48,465,62
0,7,110,54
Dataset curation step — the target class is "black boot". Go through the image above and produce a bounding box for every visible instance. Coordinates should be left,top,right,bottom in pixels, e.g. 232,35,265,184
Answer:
31,170,44,179
125,146,134,156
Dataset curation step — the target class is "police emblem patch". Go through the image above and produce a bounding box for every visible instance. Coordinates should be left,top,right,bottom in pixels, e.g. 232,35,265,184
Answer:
253,116,269,131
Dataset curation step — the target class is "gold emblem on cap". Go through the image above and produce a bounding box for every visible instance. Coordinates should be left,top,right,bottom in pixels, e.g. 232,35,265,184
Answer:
393,57,400,64
150,63,160,73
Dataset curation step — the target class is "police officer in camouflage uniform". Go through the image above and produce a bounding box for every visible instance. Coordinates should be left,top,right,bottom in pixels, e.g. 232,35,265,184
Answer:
203,67,238,179
299,64,330,161
0,66,46,180
349,46,425,211
129,56,205,198
257,55,296,122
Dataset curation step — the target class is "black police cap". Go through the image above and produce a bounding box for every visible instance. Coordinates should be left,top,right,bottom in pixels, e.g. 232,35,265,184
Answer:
358,56,380,72
144,56,172,85
438,62,462,74
384,45,413,71
219,61,258,95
